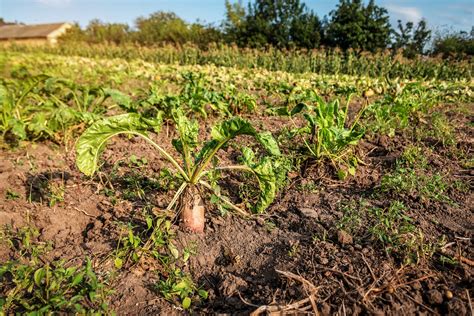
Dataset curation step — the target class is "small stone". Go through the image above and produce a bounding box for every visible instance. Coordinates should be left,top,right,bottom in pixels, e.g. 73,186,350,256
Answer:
288,171,299,179
337,230,353,244
445,290,453,300
363,89,375,98
299,207,319,219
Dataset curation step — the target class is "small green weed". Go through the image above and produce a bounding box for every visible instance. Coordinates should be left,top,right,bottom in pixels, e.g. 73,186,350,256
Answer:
111,211,208,310
1,222,50,257
5,190,20,200
400,145,428,168
155,268,208,310
288,241,300,257
336,199,439,263
421,112,456,146
0,223,110,314
380,146,452,202
368,201,436,263
297,179,319,193
311,229,329,243
129,154,148,167
369,201,415,247
381,167,450,202
337,199,366,234
113,214,175,269
48,182,65,207
0,259,111,314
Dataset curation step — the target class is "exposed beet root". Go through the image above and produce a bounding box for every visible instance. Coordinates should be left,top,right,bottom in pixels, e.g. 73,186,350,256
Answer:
179,185,205,233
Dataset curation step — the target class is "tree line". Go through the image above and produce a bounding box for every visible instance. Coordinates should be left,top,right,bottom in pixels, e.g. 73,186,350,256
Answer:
16,0,474,58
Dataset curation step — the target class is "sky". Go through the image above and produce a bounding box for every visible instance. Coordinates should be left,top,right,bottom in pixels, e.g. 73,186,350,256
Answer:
0,0,472,33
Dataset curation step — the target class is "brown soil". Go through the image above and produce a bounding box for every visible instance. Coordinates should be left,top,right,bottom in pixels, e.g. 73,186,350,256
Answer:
0,107,473,315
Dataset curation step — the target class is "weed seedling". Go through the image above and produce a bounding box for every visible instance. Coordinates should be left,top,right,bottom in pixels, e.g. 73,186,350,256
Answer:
155,267,208,311
0,223,110,314
5,190,20,200
48,182,65,207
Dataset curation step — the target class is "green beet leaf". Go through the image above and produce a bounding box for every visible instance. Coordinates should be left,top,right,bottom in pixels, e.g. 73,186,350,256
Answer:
76,113,162,176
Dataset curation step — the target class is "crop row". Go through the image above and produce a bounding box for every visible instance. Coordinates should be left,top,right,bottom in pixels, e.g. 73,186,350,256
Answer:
3,43,473,81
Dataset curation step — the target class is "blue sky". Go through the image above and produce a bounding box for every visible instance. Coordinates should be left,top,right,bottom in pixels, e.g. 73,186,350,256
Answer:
1,0,472,32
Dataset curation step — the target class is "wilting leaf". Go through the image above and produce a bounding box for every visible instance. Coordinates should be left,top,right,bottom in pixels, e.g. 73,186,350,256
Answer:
168,242,179,259
76,113,162,176
172,108,199,155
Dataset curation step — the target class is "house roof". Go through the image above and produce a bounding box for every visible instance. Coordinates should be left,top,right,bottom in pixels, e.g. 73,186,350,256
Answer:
0,23,69,40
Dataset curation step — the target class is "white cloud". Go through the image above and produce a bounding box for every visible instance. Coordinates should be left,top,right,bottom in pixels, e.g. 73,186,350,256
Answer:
386,5,422,22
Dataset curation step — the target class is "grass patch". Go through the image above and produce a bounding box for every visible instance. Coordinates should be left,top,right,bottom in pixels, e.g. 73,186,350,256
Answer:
337,200,440,264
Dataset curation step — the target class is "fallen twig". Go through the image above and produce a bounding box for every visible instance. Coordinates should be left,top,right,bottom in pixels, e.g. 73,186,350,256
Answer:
250,270,320,315
73,206,96,217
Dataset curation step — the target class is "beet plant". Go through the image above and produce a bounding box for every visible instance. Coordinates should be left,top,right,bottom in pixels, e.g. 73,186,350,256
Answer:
75,109,284,233
299,95,365,178
276,93,365,178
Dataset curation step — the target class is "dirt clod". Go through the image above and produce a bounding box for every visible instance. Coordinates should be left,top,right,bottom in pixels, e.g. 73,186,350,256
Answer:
219,274,248,297
337,229,353,244
427,289,444,305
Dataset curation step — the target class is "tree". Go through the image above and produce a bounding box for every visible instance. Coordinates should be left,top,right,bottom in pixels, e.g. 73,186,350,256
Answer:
290,11,322,48
189,22,223,48
392,19,431,57
432,27,474,58
85,20,130,44
133,11,222,47
0,18,17,26
224,0,322,48
58,22,86,43
325,0,391,52
134,12,190,45
223,0,246,43
60,20,130,44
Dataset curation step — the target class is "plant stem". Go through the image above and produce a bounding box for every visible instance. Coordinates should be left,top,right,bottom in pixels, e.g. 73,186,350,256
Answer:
166,182,188,211
190,139,226,183
134,133,189,181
